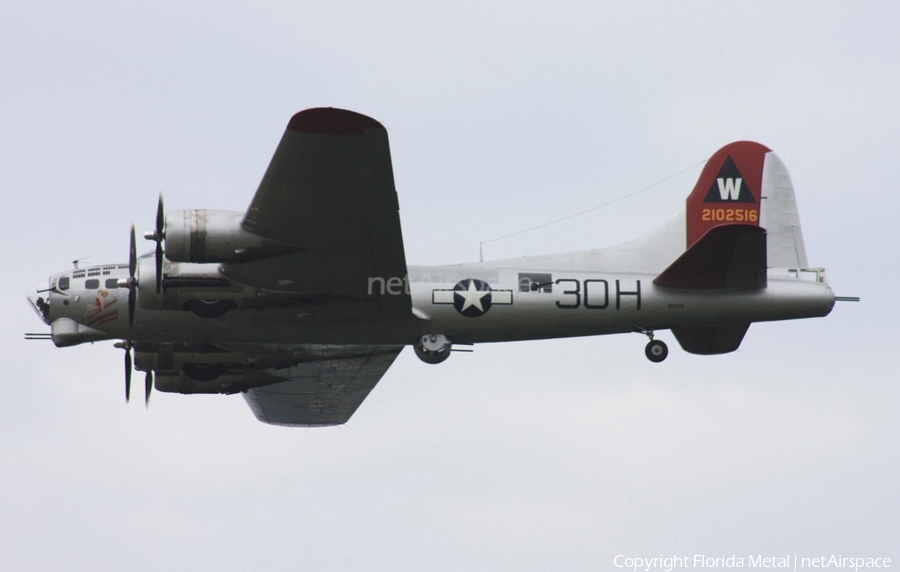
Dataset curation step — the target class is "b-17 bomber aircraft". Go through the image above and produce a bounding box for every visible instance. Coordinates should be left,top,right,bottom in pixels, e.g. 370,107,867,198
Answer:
26,108,855,427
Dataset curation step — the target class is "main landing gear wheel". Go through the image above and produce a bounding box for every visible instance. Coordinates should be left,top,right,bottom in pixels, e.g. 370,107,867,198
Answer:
645,339,668,363
414,333,453,365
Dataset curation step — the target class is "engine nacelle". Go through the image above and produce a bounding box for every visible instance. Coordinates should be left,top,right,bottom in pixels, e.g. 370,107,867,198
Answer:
136,344,276,394
136,257,243,311
164,209,290,263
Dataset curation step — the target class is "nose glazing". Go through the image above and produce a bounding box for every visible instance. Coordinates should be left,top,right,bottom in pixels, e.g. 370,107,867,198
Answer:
26,282,51,325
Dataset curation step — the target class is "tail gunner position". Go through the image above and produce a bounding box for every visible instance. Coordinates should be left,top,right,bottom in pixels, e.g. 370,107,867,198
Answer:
26,108,857,427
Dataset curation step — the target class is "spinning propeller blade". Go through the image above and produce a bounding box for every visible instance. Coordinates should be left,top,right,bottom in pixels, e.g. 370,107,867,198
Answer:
128,225,137,329
145,370,153,407
124,343,132,403
154,194,164,294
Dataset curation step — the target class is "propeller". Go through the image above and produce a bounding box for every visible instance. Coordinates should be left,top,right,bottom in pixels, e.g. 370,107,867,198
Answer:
143,194,165,294
112,225,139,402
125,344,132,402
144,370,153,406
128,224,137,328
115,340,134,402
114,341,153,405
116,198,163,407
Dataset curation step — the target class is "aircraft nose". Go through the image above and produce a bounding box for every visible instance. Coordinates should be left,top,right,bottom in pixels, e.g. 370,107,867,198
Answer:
26,282,51,325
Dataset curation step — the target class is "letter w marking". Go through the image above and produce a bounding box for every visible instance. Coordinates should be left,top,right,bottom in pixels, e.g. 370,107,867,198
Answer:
716,178,742,200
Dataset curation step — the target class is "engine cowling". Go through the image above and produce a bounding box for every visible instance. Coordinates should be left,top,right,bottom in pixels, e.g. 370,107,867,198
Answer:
136,257,242,311
164,209,291,263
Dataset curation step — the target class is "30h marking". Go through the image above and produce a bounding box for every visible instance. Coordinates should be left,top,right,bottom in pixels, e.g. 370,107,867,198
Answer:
555,279,642,310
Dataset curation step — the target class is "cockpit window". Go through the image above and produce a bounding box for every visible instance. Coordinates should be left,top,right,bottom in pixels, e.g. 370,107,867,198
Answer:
105,278,119,289
85,279,100,290
58,277,70,291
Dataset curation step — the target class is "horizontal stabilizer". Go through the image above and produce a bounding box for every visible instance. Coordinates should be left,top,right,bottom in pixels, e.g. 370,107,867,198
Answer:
653,225,767,290
672,323,750,355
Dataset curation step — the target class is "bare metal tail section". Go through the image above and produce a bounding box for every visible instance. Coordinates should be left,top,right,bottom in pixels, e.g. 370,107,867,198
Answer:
758,151,808,269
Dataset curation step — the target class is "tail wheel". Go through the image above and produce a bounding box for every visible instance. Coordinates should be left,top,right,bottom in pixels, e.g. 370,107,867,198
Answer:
645,340,668,363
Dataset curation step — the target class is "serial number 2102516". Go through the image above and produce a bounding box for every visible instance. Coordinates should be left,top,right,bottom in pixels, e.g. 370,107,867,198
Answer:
701,208,758,222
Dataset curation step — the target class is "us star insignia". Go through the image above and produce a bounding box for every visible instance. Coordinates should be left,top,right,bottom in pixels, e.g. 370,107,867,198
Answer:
432,279,513,317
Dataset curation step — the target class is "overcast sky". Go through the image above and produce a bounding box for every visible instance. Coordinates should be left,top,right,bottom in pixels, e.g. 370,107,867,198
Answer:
2,2,897,570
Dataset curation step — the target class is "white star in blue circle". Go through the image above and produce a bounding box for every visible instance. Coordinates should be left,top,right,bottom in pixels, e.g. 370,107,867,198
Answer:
453,279,493,317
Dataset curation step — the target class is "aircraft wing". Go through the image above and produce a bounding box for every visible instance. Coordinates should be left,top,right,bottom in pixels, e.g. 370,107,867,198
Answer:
225,107,411,317
240,344,404,427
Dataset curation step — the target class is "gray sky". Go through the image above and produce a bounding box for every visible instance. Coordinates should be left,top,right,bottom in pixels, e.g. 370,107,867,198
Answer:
2,2,897,570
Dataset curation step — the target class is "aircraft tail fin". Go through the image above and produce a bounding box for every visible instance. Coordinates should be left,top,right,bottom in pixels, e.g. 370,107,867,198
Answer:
685,141,808,268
